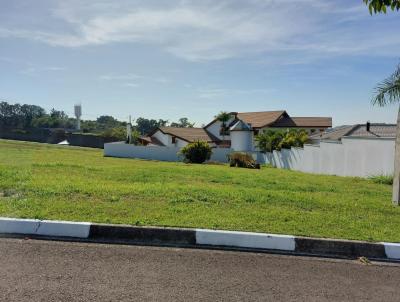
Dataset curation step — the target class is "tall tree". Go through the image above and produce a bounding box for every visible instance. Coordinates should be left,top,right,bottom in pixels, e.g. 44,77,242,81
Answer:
170,117,195,128
136,117,168,135
96,115,119,129
372,65,400,204
20,104,46,128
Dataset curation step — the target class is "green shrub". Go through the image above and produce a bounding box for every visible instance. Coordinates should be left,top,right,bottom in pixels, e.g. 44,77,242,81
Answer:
228,152,260,169
369,174,393,185
100,127,126,141
256,129,309,153
179,141,212,163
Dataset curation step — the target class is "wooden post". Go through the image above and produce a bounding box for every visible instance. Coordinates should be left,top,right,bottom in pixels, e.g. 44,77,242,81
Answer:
392,106,400,205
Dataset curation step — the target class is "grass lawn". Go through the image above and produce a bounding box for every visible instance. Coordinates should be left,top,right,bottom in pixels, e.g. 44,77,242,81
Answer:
0,139,398,242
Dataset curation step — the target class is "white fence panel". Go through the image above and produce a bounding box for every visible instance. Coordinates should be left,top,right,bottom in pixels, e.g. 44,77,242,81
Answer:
105,138,394,177
210,148,232,162
342,138,394,177
104,143,181,161
301,145,320,174
104,143,232,163
319,141,344,176
260,137,394,177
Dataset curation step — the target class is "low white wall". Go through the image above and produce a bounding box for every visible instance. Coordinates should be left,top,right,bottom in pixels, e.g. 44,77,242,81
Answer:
210,148,232,162
259,137,395,177
104,143,232,163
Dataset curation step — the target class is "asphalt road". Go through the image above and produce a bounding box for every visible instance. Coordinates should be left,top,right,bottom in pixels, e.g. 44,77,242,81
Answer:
0,238,399,301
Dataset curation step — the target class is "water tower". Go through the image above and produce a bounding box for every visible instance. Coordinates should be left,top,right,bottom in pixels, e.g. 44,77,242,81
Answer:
74,104,82,131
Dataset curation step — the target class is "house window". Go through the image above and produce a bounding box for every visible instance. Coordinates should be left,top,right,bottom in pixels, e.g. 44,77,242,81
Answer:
172,136,176,144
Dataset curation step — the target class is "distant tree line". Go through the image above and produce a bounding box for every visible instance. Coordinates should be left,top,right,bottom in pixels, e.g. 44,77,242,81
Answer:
0,101,195,140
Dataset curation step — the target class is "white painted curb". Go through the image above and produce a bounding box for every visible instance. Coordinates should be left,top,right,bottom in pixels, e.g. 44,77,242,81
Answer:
382,242,400,260
2,217,400,260
0,217,39,234
196,229,296,251
0,218,91,238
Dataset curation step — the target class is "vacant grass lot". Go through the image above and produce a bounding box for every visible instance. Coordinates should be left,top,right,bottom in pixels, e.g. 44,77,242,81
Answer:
0,139,397,242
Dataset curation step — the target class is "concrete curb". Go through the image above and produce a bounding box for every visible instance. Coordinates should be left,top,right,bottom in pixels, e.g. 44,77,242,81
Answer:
0,217,90,238
1,217,400,261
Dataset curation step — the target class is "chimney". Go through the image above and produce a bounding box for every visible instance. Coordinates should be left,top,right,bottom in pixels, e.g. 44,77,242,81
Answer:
366,121,370,132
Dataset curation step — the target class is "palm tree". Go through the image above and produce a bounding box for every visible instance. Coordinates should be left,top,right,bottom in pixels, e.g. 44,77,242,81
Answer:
372,64,400,205
215,111,232,142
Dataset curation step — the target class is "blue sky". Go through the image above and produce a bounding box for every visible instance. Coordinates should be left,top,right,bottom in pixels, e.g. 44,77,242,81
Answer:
1,0,399,126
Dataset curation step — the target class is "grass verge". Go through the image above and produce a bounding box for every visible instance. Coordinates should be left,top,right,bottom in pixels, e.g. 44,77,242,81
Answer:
0,139,397,242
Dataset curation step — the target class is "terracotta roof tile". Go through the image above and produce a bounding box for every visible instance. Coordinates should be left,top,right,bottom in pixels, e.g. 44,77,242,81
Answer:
139,136,165,146
236,111,286,128
159,127,218,143
290,117,332,128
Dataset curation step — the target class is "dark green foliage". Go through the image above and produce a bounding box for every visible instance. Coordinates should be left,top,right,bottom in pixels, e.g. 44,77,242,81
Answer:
179,141,212,163
130,129,142,145
228,152,260,169
256,130,284,153
136,117,168,135
80,120,98,133
215,111,233,136
364,0,400,14
256,129,308,153
0,101,46,128
170,117,195,128
100,126,127,141
96,115,121,130
31,110,74,129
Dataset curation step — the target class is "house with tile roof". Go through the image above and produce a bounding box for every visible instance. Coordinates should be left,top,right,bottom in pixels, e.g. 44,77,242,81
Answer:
309,123,396,143
139,110,332,152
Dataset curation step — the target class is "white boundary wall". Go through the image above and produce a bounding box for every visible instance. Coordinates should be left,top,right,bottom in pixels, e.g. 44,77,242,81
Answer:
261,137,395,177
104,142,232,162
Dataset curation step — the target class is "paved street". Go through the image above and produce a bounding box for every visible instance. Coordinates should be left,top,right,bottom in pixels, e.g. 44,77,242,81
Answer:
0,238,399,301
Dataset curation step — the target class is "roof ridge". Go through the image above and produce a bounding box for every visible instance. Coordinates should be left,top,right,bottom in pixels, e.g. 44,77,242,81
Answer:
345,124,362,136
237,110,285,114
160,126,203,130
291,116,332,119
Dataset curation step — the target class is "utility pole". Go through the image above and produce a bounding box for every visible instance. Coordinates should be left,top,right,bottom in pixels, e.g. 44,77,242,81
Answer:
126,115,132,144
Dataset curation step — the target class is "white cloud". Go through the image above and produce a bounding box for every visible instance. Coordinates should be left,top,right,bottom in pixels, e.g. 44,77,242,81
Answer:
99,73,170,84
122,82,139,88
0,0,399,62
19,65,66,76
